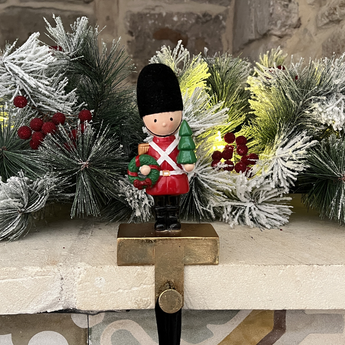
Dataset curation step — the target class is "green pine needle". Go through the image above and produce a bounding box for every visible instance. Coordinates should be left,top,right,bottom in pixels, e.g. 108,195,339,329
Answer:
0,111,42,181
45,16,142,157
150,40,210,97
0,172,61,241
302,134,345,224
180,168,219,221
37,122,126,218
258,47,287,69
246,52,345,152
204,52,251,135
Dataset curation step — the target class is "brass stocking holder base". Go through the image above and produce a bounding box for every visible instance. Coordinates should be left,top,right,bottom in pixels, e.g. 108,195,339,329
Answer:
117,222,219,313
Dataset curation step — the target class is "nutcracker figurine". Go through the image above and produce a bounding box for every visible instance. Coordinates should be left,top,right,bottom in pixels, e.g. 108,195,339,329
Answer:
129,63,196,232
123,67,216,344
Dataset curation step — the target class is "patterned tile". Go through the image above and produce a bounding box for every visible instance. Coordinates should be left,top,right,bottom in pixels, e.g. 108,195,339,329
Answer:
88,309,345,345
182,309,240,344
257,311,286,345
0,334,14,345
299,314,345,345
89,309,240,345
219,310,276,345
0,313,87,345
0,310,344,345
275,311,344,345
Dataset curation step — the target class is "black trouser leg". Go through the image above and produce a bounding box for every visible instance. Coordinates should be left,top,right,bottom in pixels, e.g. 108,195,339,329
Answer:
153,195,167,231
166,195,181,230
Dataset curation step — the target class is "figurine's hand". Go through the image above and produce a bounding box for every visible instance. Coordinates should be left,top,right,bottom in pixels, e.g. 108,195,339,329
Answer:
140,165,151,176
183,163,195,172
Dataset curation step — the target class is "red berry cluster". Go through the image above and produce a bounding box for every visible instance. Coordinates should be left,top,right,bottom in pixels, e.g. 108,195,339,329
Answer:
17,114,63,149
211,132,259,175
17,109,93,150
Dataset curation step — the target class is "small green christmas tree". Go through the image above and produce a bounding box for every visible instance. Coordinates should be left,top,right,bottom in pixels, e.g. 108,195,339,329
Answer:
177,120,197,164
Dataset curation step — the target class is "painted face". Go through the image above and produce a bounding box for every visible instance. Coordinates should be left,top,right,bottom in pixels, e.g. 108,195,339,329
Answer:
143,111,182,137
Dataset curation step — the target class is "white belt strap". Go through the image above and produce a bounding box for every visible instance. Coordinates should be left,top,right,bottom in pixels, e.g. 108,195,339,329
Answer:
159,170,182,176
150,138,184,175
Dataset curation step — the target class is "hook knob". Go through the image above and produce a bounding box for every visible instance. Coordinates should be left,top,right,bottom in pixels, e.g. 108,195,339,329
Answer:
158,288,183,314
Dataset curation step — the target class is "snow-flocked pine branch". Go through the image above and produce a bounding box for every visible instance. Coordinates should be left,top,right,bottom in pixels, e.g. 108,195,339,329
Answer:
0,32,77,115
220,173,292,229
150,40,210,97
256,130,317,191
0,171,61,241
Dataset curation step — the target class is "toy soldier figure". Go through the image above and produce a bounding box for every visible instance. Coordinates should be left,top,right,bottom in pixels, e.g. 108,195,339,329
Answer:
136,63,196,232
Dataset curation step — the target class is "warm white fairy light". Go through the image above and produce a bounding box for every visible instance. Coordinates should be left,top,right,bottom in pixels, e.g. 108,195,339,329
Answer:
213,131,225,151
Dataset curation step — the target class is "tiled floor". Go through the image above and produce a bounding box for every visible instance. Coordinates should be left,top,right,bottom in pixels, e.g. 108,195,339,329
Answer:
0,310,344,344
0,313,87,344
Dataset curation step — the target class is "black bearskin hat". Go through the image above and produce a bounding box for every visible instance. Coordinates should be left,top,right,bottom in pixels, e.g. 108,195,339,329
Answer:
137,63,183,118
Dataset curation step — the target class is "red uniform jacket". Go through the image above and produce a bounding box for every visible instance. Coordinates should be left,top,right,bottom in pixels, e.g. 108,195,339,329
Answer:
146,135,189,196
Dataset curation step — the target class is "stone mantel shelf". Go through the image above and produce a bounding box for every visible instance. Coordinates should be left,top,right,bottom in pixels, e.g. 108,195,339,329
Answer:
1,195,345,315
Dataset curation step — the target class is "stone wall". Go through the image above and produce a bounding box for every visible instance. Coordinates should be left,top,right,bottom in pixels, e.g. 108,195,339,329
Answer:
2,0,345,69
0,0,233,74
234,0,345,62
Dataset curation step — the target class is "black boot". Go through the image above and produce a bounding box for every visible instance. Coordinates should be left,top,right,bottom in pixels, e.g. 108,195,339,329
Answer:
153,196,167,231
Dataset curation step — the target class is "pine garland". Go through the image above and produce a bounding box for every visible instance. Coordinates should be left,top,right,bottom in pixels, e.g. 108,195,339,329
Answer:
0,32,77,114
256,130,317,191
37,122,125,218
4,16,345,239
150,40,210,97
204,52,251,132
246,49,345,151
117,179,154,222
258,47,287,69
182,87,228,138
302,134,345,224
220,174,292,229
0,109,42,181
45,16,91,57
180,154,231,221
45,16,141,156
0,171,62,240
